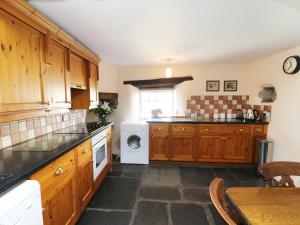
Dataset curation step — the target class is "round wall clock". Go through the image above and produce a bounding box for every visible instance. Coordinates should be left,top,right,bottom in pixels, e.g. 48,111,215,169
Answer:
283,55,300,75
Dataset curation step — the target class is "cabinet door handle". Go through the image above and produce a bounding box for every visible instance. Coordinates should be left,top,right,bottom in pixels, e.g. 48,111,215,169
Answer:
54,167,63,176
221,137,229,140
181,128,186,131
82,148,88,154
158,127,162,130
171,136,175,139
239,129,244,132
256,128,261,132
76,84,81,88
204,128,209,131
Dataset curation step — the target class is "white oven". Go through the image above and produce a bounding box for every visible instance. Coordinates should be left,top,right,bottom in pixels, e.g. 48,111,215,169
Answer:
92,130,108,181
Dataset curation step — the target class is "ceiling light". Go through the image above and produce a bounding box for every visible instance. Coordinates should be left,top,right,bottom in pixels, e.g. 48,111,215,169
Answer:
165,58,172,78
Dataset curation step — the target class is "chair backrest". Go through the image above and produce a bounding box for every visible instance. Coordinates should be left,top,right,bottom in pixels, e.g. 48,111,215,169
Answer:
209,178,237,225
259,161,300,187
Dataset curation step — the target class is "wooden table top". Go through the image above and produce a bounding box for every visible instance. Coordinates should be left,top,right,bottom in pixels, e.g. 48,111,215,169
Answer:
226,187,300,225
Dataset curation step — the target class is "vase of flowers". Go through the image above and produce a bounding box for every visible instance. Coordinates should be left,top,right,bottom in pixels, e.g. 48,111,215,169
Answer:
91,100,118,124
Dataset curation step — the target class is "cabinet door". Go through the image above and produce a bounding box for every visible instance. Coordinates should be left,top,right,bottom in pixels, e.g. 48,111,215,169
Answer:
89,63,98,108
106,127,113,165
0,9,48,113
171,135,195,161
70,52,87,89
43,176,78,225
50,40,71,108
223,135,251,162
150,134,170,160
77,141,93,213
197,135,223,161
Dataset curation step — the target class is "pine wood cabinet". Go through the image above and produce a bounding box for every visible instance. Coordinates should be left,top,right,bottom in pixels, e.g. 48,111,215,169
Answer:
89,62,99,108
0,8,49,114
70,52,87,90
149,123,268,164
106,126,113,166
76,140,93,213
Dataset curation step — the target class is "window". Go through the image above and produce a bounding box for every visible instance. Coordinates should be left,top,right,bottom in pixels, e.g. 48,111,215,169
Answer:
139,89,174,119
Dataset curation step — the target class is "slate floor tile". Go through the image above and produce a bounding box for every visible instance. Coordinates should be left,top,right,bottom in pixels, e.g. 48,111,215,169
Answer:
240,179,265,187
179,167,215,187
213,168,240,188
89,177,140,210
77,210,131,225
112,163,146,172
133,201,168,225
230,168,259,181
171,203,210,225
108,171,123,177
139,186,181,201
183,188,211,202
123,171,144,178
208,204,227,225
143,165,180,187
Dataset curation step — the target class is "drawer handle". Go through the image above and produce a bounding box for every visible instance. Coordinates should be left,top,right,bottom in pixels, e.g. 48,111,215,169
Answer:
221,137,229,140
256,128,262,132
54,167,64,176
82,148,88,154
181,128,186,131
158,127,162,130
239,129,244,132
204,128,209,131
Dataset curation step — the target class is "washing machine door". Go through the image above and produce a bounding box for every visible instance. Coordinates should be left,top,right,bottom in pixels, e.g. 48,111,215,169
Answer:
126,132,144,152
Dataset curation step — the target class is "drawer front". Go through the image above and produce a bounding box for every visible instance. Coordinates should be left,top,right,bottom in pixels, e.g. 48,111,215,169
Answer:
253,126,265,136
30,150,75,204
77,140,92,166
172,124,195,134
150,124,169,135
198,125,250,134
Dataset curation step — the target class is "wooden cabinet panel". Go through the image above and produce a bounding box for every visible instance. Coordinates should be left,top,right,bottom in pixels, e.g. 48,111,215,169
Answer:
106,127,113,165
223,135,251,162
171,135,195,161
43,177,78,225
197,135,223,161
30,150,78,225
76,140,93,213
150,134,170,160
150,124,169,135
50,40,71,108
70,52,87,89
89,63,98,107
172,124,195,134
0,9,48,113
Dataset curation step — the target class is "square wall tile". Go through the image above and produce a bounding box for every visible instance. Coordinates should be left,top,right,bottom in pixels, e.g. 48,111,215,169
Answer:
11,133,21,145
10,122,19,134
27,129,35,139
40,117,46,127
19,121,27,132
1,136,12,148
26,120,34,130
20,131,28,142
34,118,41,128
0,124,10,137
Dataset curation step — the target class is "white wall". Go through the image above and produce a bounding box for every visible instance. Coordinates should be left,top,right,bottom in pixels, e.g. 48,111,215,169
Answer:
246,46,300,185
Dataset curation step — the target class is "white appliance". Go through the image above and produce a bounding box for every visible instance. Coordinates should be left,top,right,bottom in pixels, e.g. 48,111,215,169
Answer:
0,180,43,225
92,130,108,181
121,121,149,164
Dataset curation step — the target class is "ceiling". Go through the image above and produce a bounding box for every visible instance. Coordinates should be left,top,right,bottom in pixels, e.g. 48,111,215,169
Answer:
29,0,300,65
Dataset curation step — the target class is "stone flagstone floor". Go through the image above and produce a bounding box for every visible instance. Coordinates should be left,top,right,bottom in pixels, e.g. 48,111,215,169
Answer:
77,163,264,225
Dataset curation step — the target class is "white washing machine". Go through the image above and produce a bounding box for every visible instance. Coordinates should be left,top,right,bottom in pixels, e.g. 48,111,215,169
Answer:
121,121,149,164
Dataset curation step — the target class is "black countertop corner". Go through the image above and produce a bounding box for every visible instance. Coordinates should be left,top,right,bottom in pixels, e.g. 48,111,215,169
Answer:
146,117,269,125
0,122,113,196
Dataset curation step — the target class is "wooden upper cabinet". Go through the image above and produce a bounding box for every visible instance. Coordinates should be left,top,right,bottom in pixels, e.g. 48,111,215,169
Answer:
70,52,87,90
0,9,49,114
89,62,99,108
49,40,71,108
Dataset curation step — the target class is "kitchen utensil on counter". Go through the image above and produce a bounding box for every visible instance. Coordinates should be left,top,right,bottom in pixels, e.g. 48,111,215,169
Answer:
236,109,244,120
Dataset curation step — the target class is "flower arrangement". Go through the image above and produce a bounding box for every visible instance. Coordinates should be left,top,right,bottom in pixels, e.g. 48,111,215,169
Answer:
91,100,118,124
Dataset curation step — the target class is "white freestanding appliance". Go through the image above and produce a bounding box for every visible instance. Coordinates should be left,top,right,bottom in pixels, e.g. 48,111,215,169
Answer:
0,180,43,225
121,121,149,164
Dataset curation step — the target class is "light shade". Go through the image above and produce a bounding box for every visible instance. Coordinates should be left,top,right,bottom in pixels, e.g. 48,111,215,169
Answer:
165,67,172,78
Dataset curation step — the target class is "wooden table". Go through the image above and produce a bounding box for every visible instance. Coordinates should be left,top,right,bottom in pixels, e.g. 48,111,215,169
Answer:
226,187,300,225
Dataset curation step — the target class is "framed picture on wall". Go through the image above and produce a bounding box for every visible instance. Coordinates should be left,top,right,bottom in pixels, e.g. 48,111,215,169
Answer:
224,80,238,91
206,80,220,92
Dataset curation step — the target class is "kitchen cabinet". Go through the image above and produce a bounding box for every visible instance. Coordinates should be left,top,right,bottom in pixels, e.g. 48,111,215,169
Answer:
76,140,93,213
150,125,170,160
89,62,99,109
252,125,267,162
106,126,113,166
30,150,78,225
70,52,87,90
149,123,268,164
49,40,71,108
0,8,49,114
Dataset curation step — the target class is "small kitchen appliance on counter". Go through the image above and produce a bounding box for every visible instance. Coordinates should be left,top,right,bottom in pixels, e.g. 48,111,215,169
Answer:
245,109,259,122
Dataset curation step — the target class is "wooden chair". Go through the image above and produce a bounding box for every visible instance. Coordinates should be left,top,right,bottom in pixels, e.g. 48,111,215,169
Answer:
259,161,300,187
209,178,240,225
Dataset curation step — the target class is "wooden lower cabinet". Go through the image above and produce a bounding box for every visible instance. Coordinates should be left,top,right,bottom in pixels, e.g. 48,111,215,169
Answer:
171,135,195,161
150,123,268,164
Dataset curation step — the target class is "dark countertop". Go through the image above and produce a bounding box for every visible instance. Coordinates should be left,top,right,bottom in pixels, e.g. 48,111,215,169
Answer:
147,117,269,125
0,122,113,196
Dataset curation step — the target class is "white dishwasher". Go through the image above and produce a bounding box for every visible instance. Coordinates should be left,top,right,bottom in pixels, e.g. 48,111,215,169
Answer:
0,180,43,225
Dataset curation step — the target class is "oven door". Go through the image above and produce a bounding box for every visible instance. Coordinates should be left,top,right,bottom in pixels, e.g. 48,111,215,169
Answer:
92,138,107,181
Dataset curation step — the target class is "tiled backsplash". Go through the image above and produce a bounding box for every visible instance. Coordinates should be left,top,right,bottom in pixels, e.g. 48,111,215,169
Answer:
0,110,86,149
186,95,272,119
